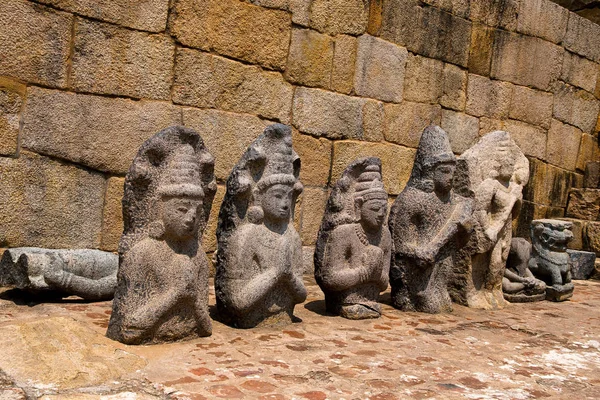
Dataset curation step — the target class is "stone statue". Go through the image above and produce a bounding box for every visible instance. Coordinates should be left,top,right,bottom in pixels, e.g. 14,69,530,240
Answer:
0,248,117,301
389,126,473,314
528,219,574,301
107,126,217,345
503,238,546,302
314,158,391,319
449,131,529,309
215,124,306,328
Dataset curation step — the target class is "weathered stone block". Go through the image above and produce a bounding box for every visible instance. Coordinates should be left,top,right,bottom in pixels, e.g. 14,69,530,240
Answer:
72,19,175,100
169,0,291,70
202,184,226,254
384,102,442,148
285,29,334,89
567,250,596,280
517,0,568,44
586,221,600,254
0,152,105,249
36,0,169,32
331,35,357,94
546,164,580,208
309,0,368,35
503,120,546,160
564,12,600,63
362,100,385,142
584,161,600,187
466,74,513,118
290,0,311,25
292,87,366,140
567,189,600,220
440,110,479,154
403,55,443,104
0,87,21,156
354,35,408,103
479,117,504,136
22,87,182,174
300,187,328,246
490,31,563,91
421,0,470,18
379,0,471,67
546,119,582,171
561,52,599,94
441,63,467,111
173,49,293,123
292,130,332,187
509,86,553,129
0,0,72,88
100,177,125,253
515,200,547,239
577,134,598,173
182,108,269,181
249,0,289,9
468,24,494,77
332,141,415,195
469,0,518,30
559,217,585,250
553,82,600,134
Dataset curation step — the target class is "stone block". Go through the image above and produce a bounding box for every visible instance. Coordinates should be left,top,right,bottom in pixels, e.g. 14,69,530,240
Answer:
440,110,479,154
523,158,547,205
100,177,125,253
332,141,416,195
577,134,598,173
567,250,596,280
479,117,504,135
561,52,599,94
514,200,547,239
290,0,311,26
22,87,182,174
249,0,289,9
72,19,175,100
379,0,471,67
173,49,293,123
202,184,226,253
292,87,366,140
584,161,600,188
169,0,291,70
0,152,105,249
503,120,546,160
553,82,600,134
546,164,580,208
468,24,494,77
303,245,315,274
285,29,334,89
309,0,369,35
36,0,169,32
567,189,600,220
441,63,467,111
0,88,22,156
559,217,585,250
469,0,518,30
354,35,408,103
403,55,443,104
182,108,270,181
292,130,332,187
300,187,328,246
546,119,582,171
517,0,568,44
586,221,600,254
490,31,563,91
331,35,357,94
421,0,470,18
0,0,72,88
362,100,385,142
384,102,442,148
564,12,600,63
509,86,553,129
465,74,512,118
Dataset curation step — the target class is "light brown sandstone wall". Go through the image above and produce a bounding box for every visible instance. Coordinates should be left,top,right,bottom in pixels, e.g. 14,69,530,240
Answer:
1,0,599,258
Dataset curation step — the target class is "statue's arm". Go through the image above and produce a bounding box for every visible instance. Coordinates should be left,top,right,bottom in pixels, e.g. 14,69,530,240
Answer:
288,236,307,303
320,227,368,291
504,268,525,283
391,201,422,258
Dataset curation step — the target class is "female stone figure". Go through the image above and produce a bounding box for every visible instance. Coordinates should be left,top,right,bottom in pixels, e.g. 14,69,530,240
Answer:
314,158,391,319
389,126,473,314
215,124,306,328
107,126,216,344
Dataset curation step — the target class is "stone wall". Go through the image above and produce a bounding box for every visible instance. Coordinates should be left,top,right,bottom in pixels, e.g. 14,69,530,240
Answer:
551,0,600,25
1,0,599,259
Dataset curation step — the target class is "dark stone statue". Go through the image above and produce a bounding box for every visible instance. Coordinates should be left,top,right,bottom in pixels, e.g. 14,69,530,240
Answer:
528,219,574,301
314,157,391,319
215,124,306,328
389,126,473,314
503,238,546,303
0,248,117,301
107,126,217,344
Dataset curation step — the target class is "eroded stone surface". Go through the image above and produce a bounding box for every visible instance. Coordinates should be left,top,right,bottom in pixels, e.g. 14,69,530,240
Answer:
568,249,596,280
503,238,546,303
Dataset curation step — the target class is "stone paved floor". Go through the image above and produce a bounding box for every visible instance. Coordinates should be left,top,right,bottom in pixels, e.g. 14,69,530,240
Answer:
0,278,599,400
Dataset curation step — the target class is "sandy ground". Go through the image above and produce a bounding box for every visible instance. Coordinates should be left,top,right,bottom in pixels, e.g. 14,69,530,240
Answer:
0,277,599,400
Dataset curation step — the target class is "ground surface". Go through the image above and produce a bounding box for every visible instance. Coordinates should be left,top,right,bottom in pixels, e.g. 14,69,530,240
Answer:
0,278,599,400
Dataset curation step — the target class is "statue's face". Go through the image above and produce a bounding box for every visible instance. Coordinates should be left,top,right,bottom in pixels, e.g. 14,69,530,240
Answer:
432,162,455,194
359,199,387,231
162,197,203,240
262,184,294,223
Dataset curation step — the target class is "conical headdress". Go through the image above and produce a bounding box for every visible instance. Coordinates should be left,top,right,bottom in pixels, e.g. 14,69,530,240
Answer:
407,125,456,190
157,145,205,198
